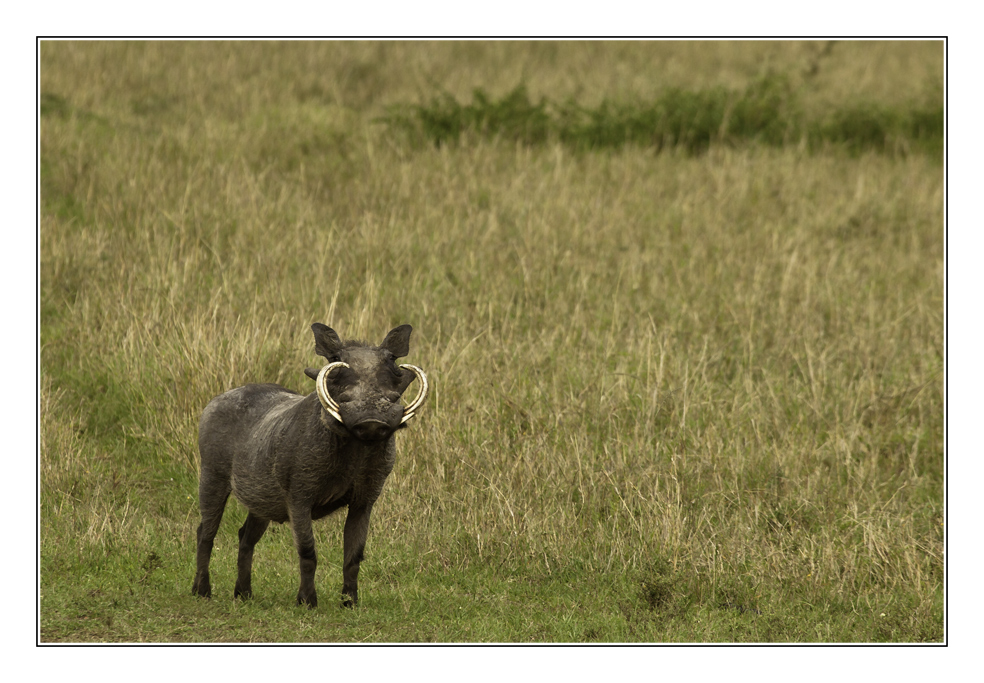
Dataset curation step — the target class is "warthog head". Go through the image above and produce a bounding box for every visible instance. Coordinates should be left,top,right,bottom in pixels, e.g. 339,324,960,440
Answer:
306,323,429,441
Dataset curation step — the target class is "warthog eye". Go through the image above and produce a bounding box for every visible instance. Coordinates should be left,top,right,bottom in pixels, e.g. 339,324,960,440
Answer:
377,365,403,386
328,366,356,387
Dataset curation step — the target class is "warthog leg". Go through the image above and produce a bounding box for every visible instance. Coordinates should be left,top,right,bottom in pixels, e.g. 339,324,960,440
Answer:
342,504,373,608
192,481,230,599
289,504,319,608
234,512,270,600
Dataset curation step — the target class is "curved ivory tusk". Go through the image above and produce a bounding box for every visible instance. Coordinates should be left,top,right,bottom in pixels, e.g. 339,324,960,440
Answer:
399,364,429,423
316,362,351,423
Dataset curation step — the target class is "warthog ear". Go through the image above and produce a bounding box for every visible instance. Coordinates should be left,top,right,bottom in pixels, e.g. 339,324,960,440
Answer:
380,324,412,358
312,323,344,359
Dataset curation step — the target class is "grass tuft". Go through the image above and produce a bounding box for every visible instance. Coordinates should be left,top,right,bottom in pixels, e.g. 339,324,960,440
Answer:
380,73,940,157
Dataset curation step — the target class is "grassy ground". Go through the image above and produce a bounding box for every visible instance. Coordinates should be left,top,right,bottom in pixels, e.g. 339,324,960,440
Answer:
39,40,943,643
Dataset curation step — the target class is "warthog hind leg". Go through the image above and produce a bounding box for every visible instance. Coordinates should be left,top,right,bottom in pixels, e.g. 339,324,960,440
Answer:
192,484,230,599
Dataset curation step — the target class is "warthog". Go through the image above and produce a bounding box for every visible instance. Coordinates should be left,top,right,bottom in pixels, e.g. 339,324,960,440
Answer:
192,323,428,608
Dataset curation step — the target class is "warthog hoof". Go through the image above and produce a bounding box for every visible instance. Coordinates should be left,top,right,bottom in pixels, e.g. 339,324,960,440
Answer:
297,590,318,609
192,575,212,599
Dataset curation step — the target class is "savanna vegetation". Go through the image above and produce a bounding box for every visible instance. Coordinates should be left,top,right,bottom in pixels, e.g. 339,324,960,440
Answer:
39,40,944,642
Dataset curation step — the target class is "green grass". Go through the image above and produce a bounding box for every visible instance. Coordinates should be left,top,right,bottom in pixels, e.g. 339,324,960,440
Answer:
380,74,942,156
39,40,943,643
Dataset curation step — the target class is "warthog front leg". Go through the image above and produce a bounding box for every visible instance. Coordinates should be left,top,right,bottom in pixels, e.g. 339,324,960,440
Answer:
234,512,270,600
289,506,318,608
342,504,374,608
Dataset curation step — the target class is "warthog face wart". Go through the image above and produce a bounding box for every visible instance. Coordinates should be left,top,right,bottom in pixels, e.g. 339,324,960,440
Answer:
192,323,429,608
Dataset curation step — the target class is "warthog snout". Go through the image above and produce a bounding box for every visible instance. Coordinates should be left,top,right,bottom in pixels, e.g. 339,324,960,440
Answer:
350,419,393,442
192,323,429,608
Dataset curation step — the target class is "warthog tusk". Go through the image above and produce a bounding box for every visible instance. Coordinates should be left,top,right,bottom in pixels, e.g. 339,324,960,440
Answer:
399,364,429,423
316,362,350,423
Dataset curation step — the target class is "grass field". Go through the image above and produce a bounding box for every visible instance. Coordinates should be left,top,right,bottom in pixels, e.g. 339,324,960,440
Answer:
39,40,944,643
